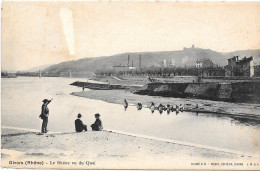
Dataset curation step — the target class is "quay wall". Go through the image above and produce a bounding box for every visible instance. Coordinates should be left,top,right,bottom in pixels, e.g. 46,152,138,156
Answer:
135,82,260,104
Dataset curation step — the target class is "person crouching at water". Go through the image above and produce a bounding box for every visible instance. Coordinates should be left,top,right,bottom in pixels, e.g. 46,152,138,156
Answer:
176,105,179,115
180,104,184,112
123,99,128,110
39,99,52,133
158,104,164,114
75,113,87,132
137,103,142,110
91,113,103,131
150,102,155,113
166,104,171,114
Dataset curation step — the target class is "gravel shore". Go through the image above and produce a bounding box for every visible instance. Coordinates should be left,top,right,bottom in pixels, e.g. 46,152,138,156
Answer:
2,128,256,169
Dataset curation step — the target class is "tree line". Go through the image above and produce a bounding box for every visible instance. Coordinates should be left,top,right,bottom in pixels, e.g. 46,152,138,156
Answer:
95,66,225,77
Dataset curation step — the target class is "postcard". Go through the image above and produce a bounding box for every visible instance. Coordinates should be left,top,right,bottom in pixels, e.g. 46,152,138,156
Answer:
1,1,260,169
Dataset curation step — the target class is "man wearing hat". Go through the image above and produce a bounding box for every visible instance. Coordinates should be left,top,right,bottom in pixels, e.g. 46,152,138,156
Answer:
91,113,103,131
39,99,52,133
75,113,87,132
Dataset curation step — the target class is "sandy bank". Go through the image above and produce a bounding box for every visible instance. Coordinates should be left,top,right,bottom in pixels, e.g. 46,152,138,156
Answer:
72,89,260,119
1,128,256,169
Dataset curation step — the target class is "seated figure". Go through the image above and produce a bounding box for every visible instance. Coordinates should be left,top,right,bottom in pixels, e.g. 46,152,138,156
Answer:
75,113,87,132
91,113,103,131
137,103,142,110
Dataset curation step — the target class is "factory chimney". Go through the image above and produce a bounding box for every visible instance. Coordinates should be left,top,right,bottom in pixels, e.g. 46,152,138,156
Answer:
128,55,130,66
139,55,141,69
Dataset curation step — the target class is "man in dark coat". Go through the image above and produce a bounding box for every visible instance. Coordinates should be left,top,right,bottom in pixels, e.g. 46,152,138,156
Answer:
39,99,52,133
123,99,128,110
75,113,87,132
91,113,103,131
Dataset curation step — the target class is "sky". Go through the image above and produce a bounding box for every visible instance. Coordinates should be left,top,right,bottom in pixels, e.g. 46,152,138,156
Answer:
1,1,260,71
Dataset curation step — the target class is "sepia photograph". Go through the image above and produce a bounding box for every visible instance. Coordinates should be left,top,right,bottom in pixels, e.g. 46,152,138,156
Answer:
1,1,260,169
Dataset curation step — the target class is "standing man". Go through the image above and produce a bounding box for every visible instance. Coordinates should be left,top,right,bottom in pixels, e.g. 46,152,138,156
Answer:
39,99,52,133
123,99,128,110
91,113,103,131
75,113,87,132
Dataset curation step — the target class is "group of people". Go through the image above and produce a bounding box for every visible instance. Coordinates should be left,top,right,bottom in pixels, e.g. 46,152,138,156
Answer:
123,99,184,114
75,113,103,132
149,102,184,114
39,99,103,134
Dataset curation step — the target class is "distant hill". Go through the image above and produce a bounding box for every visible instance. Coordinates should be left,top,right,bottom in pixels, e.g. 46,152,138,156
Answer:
42,48,260,74
25,64,53,72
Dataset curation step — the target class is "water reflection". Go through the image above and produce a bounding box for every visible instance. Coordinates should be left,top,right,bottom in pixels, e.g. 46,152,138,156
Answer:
128,102,185,116
140,101,260,129
123,98,260,131
231,116,260,127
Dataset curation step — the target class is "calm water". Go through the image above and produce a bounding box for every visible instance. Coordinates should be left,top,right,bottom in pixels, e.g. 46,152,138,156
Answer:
1,77,260,153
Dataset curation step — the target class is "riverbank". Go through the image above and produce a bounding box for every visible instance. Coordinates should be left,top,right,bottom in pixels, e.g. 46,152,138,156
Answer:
1,127,257,169
135,82,260,104
72,89,260,119
91,76,260,103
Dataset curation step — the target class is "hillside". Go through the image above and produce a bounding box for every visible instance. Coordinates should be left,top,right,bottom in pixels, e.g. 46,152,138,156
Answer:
43,47,231,74
42,48,260,75
25,64,53,72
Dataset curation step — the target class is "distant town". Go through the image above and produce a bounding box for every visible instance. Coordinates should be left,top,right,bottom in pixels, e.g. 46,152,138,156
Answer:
2,45,260,79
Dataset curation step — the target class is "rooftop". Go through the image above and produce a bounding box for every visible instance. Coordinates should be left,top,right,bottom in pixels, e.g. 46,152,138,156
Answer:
196,58,212,63
236,56,253,64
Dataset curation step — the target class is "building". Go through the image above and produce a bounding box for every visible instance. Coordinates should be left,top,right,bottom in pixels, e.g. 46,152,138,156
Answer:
253,65,260,77
225,56,254,77
169,58,176,67
162,59,167,67
112,55,140,73
196,58,214,68
224,56,239,76
112,64,132,72
198,67,225,77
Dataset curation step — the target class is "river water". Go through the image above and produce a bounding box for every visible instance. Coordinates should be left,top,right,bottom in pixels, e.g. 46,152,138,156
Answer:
1,77,260,154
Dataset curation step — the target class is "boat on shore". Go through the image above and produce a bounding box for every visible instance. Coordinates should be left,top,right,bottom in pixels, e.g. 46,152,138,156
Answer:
70,81,124,90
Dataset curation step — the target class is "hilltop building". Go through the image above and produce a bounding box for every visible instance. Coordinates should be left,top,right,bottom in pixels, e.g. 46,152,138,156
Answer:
224,56,254,77
183,44,195,50
196,58,214,68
